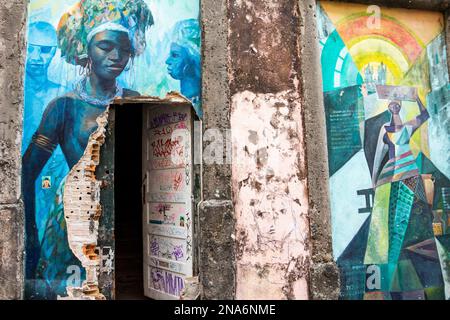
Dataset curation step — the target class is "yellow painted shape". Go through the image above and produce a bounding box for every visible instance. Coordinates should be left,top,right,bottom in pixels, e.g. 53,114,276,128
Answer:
352,52,404,84
400,50,431,98
364,182,391,265
347,36,411,66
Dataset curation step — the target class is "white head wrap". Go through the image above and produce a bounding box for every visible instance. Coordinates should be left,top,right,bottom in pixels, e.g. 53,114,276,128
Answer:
86,22,130,44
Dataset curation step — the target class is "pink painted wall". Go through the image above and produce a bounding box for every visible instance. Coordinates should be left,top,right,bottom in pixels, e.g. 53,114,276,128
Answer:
231,90,311,299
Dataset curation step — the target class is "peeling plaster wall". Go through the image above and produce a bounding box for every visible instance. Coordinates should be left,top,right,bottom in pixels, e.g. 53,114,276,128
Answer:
231,91,310,299
229,0,311,300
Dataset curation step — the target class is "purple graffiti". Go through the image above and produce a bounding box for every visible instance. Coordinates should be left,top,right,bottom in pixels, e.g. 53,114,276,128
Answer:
151,269,184,296
172,245,184,261
150,239,160,256
151,269,164,291
165,271,184,296
149,112,188,129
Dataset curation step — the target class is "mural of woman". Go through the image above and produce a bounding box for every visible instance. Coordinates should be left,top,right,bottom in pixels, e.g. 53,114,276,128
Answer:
364,88,441,298
22,0,154,299
166,19,202,118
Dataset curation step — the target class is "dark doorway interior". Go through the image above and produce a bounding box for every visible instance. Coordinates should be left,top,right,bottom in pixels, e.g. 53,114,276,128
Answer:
114,104,147,300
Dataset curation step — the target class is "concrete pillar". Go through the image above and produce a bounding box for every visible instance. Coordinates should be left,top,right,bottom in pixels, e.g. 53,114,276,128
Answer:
0,0,27,300
229,0,313,300
199,0,235,299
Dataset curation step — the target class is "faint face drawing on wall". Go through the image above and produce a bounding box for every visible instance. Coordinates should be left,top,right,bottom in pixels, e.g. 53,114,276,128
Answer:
165,43,191,80
26,22,57,77
88,30,132,81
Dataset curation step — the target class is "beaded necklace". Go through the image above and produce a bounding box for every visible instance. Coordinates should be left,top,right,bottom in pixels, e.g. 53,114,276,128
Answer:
75,77,123,106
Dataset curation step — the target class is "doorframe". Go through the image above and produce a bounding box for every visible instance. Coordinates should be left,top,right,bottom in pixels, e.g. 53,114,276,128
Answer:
99,96,202,299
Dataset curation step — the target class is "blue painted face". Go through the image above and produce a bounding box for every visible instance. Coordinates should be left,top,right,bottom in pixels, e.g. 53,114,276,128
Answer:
26,44,57,77
26,22,58,78
166,43,190,80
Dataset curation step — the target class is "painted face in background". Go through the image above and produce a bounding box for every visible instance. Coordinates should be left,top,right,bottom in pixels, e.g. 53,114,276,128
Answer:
166,43,191,80
88,30,132,81
26,22,57,78
388,101,402,114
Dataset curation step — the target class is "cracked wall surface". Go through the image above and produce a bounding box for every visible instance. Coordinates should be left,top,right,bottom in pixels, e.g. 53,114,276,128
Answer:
229,0,311,300
231,91,310,299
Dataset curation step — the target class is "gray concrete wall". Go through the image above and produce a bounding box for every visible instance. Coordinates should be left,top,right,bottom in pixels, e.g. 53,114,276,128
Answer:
0,0,27,300
198,0,236,300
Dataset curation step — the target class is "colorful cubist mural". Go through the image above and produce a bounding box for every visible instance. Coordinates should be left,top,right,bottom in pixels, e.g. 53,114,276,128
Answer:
317,1,450,300
22,0,201,299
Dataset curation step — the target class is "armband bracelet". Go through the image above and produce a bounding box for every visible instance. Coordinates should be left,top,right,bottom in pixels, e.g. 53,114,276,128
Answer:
32,133,56,154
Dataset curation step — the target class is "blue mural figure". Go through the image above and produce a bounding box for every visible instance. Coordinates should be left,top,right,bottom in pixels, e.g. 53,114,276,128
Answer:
24,21,69,253
22,0,154,299
23,22,66,151
166,19,202,118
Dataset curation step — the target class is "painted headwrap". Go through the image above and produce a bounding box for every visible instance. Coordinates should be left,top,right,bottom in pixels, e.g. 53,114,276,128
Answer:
57,0,154,66
171,19,201,61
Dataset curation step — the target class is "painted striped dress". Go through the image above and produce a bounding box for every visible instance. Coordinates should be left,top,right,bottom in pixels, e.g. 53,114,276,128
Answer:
376,125,419,187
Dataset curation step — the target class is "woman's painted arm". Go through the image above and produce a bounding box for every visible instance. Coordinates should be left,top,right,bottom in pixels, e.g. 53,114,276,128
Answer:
22,98,62,278
407,95,430,134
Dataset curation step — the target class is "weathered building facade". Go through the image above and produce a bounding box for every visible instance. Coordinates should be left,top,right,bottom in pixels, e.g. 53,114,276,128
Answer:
0,0,449,300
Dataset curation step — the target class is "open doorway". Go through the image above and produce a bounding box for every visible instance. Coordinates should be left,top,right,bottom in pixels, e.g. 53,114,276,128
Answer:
112,101,198,300
114,104,147,300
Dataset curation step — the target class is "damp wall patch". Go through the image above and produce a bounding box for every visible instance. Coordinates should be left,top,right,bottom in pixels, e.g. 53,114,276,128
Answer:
317,1,450,300
21,0,200,299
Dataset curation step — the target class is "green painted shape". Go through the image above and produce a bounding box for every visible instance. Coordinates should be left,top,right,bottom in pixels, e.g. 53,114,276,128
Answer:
365,183,391,264
389,182,415,265
378,264,392,292
324,85,365,176
435,236,450,299
386,182,415,287
402,203,434,248
321,29,363,92
424,286,446,300
390,259,423,292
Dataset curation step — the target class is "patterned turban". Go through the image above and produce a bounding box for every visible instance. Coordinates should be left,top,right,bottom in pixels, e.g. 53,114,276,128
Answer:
57,0,154,66
171,19,200,59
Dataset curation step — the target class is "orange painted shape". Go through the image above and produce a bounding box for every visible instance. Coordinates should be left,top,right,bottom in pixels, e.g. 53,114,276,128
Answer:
337,17,423,64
